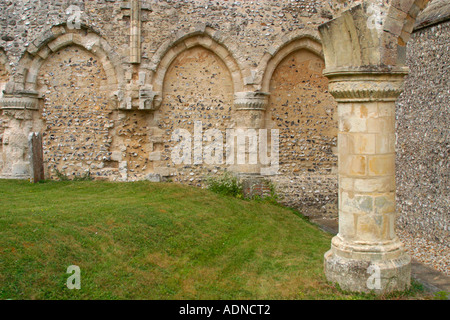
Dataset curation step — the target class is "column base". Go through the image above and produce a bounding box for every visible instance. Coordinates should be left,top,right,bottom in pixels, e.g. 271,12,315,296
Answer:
324,239,411,294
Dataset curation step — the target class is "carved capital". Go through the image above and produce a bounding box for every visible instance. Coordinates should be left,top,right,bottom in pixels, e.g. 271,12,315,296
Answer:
234,92,270,111
323,68,409,102
0,92,40,110
139,88,162,111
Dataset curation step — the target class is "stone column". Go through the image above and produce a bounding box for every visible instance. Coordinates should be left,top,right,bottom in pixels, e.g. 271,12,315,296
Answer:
130,0,141,64
232,92,269,175
233,92,271,198
0,92,40,179
323,69,411,293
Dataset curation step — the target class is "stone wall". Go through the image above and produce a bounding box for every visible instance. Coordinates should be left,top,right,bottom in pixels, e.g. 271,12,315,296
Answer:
37,46,116,179
0,1,447,257
0,0,342,217
396,19,449,246
266,49,338,217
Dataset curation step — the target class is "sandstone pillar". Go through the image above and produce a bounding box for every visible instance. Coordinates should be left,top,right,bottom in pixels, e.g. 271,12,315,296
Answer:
0,92,40,179
316,1,435,294
232,92,269,175
233,92,271,197
323,69,411,293
130,0,141,64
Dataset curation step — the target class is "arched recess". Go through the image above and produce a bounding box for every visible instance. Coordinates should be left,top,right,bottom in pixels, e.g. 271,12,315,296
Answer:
260,35,324,93
151,33,244,96
36,45,118,179
15,24,124,95
152,44,235,184
264,37,338,217
20,24,124,180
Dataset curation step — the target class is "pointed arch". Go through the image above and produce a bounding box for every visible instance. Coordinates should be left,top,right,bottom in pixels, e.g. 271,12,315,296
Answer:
14,24,124,94
151,32,244,95
260,35,324,93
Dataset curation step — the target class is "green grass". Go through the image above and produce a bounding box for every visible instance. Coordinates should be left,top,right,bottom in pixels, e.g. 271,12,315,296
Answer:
0,179,431,300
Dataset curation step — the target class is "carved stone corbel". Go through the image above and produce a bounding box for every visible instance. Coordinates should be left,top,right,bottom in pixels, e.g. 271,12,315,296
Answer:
139,87,162,111
115,87,162,111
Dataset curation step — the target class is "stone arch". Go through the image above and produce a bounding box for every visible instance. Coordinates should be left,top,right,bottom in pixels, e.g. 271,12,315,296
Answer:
152,44,235,183
36,44,117,180
264,37,338,217
260,35,324,93
151,32,244,96
14,24,124,95
319,1,432,71
383,0,432,65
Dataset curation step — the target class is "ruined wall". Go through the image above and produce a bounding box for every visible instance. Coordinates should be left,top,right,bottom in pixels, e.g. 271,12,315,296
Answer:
0,0,447,245
0,2,339,214
0,0,335,78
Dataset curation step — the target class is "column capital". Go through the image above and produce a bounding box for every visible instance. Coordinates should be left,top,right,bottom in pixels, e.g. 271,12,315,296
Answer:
0,91,40,111
234,91,270,111
323,67,409,103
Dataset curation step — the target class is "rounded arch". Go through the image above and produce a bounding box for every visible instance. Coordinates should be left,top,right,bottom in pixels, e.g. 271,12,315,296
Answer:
260,35,324,93
151,32,244,95
16,24,124,94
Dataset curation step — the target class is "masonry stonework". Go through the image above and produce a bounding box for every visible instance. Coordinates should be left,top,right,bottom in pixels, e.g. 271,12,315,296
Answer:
37,46,116,179
0,50,9,173
0,0,447,293
267,48,338,217
395,4,449,274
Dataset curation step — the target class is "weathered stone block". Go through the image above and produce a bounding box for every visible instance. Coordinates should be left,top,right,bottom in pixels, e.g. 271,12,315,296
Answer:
324,249,411,294
368,154,395,176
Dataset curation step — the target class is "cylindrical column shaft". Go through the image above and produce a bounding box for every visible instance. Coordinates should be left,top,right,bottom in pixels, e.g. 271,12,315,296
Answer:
323,70,411,293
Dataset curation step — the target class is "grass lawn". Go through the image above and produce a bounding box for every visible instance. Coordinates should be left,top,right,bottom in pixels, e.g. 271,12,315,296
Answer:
0,179,432,300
